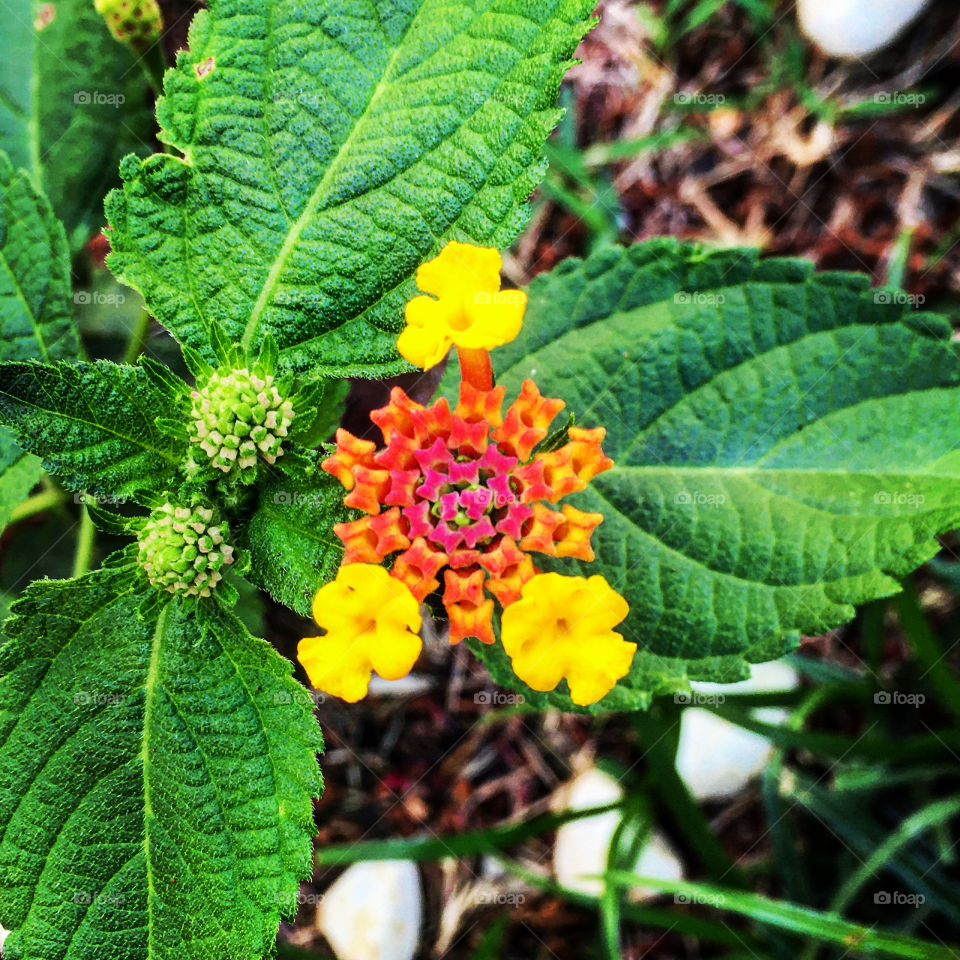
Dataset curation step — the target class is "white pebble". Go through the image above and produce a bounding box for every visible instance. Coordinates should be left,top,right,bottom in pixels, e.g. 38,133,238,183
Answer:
318,861,422,960
797,0,930,58
553,768,683,900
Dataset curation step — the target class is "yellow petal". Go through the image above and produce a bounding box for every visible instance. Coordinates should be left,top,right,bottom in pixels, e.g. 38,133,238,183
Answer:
456,289,527,351
302,564,423,702
501,573,635,706
416,241,502,300
400,241,524,369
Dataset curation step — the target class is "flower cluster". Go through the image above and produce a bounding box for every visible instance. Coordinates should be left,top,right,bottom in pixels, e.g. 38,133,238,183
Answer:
137,501,234,598
321,380,612,646
188,368,295,482
299,242,636,706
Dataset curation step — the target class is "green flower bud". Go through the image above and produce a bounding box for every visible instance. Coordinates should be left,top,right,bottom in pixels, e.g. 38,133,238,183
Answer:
138,501,234,598
94,0,162,52
188,368,295,483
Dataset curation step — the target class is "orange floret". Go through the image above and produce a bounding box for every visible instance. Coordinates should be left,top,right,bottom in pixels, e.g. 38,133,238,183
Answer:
493,380,565,460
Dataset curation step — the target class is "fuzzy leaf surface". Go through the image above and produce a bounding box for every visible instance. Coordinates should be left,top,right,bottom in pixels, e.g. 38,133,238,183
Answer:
242,472,350,617
106,0,595,376
464,241,960,709
0,0,154,247
0,567,323,960
0,360,184,498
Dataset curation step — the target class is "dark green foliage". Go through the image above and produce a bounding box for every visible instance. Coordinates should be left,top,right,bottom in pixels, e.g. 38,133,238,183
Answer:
106,0,597,376
0,360,185,499
0,567,323,960
460,241,960,708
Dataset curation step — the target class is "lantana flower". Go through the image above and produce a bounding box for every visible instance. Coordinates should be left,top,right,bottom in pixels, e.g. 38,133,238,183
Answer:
501,573,635,706
398,241,527,375
298,564,422,703
299,242,634,705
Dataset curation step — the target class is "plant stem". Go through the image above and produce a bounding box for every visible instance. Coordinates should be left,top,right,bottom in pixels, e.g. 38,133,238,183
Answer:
140,41,167,95
123,308,154,364
72,504,96,578
8,487,70,523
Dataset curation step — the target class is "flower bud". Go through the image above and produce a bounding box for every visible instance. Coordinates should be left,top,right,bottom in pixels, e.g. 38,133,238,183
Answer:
188,368,295,483
138,501,234,598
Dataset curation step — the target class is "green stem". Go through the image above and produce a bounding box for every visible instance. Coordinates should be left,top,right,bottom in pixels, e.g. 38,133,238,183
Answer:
634,701,744,884
140,41,167,95
123,308,154,365
72,504,96,578
8,487,70,523
894,581,960,725
885,226,915,289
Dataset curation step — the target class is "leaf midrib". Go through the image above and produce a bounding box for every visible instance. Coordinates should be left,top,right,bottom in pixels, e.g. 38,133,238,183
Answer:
141,602,167,958
240,4,429,350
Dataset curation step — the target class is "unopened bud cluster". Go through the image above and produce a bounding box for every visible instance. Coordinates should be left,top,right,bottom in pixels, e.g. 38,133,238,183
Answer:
94,0,162,51
138,502,234,598
189,368,295,481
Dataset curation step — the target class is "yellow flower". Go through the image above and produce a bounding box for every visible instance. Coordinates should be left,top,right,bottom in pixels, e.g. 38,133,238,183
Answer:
500,573,635,706
399,241,527,370
298,565,422,703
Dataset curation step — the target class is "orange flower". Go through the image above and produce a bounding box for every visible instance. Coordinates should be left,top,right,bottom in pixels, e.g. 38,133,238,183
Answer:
322,378,612,648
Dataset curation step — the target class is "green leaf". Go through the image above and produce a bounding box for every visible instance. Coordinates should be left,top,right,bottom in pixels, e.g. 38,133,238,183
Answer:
0,567,323,960
242,472,350,616
0,435,43,531
0,151,80,527
464,240,960,706
0,153,79,363
105,0,595,376
0,359,185,498
0,0,154,247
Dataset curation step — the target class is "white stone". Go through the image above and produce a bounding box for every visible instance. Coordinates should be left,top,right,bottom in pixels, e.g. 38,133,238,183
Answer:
554,768,624,898
318,860,422,960
629,830,685,902
0,921,8,956
797,0,930,58
690,659,800,697
676,708,776,801
553,768,683,900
